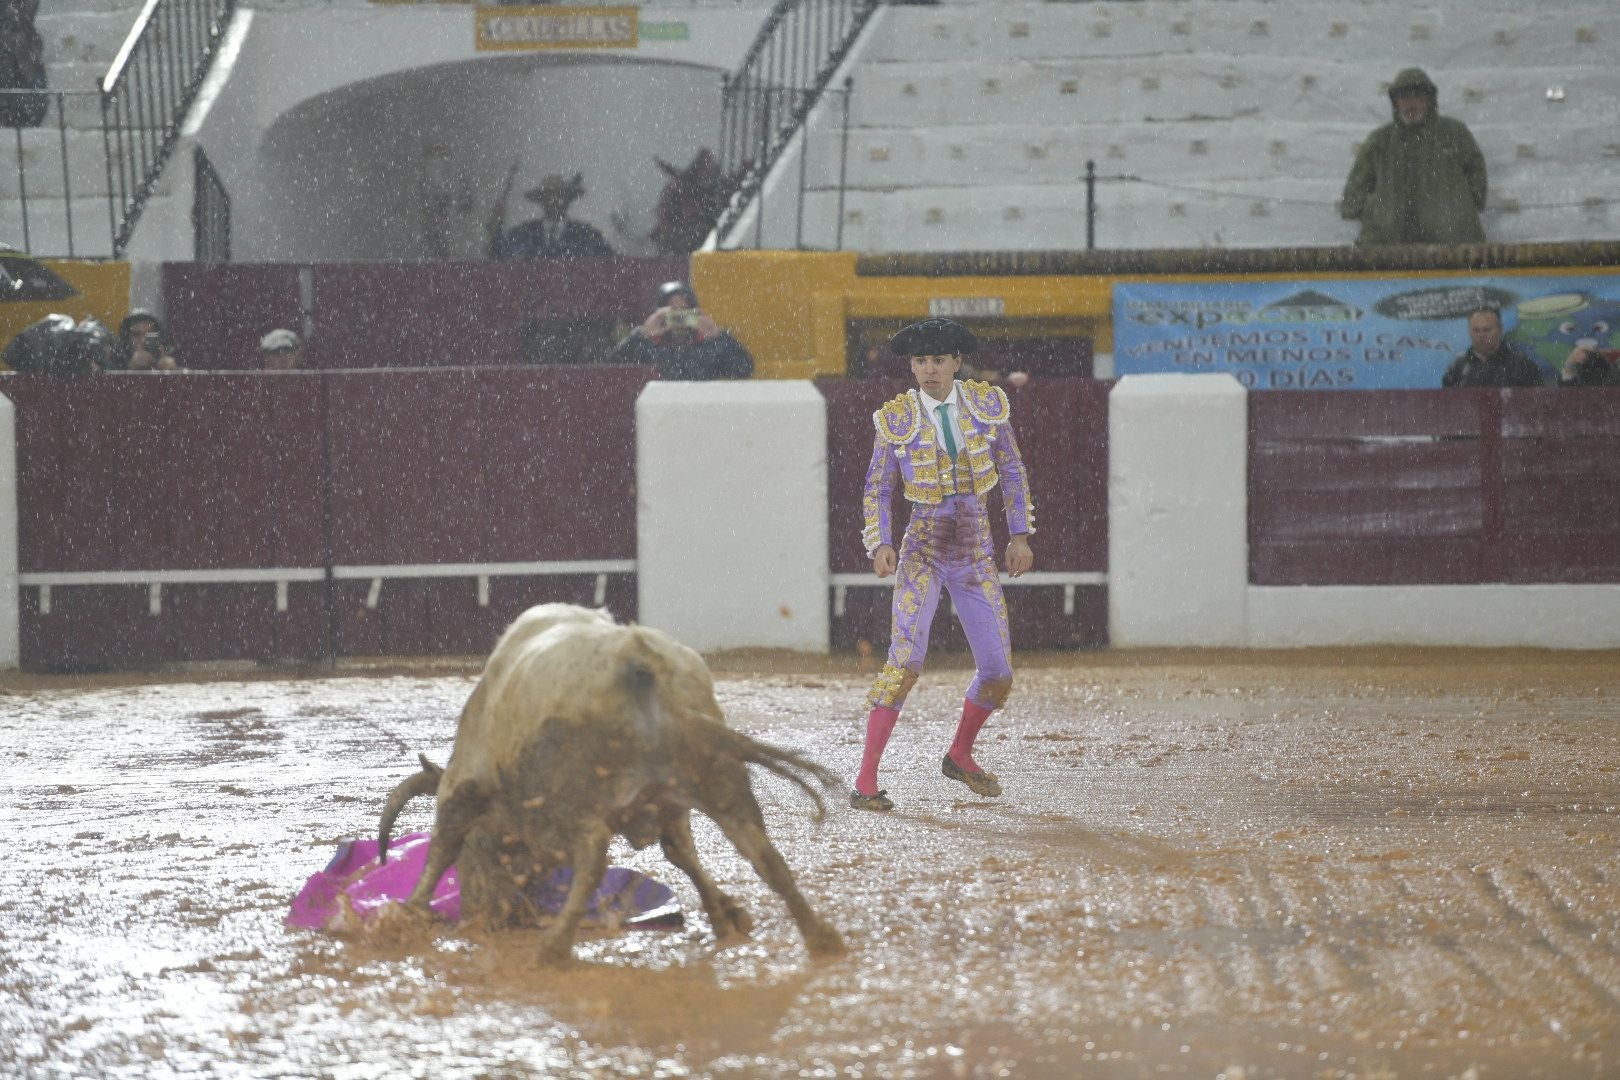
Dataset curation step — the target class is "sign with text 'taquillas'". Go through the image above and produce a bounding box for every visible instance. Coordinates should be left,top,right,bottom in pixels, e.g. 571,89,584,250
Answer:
476,6,638,51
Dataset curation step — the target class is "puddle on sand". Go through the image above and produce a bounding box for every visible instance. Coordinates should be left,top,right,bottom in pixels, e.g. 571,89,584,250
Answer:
2,648,1618,1077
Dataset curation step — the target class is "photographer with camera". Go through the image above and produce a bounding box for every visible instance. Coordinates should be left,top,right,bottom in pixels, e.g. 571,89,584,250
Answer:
605,280,753,380
108,309,179,372
1559,341,1620,387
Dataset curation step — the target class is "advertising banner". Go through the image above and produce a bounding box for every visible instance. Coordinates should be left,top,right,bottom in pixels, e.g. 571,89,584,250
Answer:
1112,275,1620,389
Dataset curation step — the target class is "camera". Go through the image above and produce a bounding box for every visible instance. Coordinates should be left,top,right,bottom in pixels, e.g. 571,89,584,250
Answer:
665,308,701,331
143,331,162,351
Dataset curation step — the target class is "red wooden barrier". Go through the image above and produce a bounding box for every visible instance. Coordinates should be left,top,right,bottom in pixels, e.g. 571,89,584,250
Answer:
324,367,652,656
5,372,329,666
162,259,690,371
1249,388,1620,585
3,367,652,669
819,376,1111,651
162,264,306,372
1501,390,1620,583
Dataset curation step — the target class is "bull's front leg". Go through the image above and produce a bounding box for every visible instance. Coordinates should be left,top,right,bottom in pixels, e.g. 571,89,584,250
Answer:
534,819,614,965
708,802,846,960
404,780,489,912
658,811,752,940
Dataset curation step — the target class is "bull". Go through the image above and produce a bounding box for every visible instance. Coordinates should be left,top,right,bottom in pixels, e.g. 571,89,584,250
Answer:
377,603,846,963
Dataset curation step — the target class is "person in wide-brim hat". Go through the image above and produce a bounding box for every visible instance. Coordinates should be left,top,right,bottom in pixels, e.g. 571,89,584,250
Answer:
847,317,1036,813
525,173,586,208
490,170,614,260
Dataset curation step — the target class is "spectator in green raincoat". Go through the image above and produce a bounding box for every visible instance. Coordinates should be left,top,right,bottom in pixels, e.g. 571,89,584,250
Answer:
1340,68,1487,246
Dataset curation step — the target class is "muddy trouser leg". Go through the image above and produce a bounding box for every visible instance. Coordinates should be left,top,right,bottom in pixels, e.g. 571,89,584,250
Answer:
948,507,1014,710
866,508,945,711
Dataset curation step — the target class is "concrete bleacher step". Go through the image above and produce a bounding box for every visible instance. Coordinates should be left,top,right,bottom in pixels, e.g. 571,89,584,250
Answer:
36,9,139,68
803,120,1372,190
851,57,1618,131
0,127,170,200
762,0,1620,251
800,120,1620,195
793,171,1619,254
864,2,1620,70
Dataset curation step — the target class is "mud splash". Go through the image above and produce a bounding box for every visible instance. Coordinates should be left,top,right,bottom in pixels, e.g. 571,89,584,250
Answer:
3,649,1618,1078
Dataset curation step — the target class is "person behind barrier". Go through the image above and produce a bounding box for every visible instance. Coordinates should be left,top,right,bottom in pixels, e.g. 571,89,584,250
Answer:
109,309,178,372
488,172,614,260
1340,68,1487,246
1441,307,1545,388
605,280,753,380
850,317,1036,813
259,328,306,371
1558,341,1620,387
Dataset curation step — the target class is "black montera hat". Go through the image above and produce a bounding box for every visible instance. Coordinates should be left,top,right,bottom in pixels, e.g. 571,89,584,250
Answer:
889,318,978,357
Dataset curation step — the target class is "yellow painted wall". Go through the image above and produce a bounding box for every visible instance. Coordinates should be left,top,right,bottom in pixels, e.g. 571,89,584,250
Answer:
692,250,1620,378
0,260,131,362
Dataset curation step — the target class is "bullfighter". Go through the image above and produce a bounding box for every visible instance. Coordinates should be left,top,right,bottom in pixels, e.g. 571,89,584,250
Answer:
852,318,1036,812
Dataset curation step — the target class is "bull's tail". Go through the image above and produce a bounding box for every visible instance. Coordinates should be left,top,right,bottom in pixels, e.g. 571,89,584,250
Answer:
378,753,443,862
704,722,839,824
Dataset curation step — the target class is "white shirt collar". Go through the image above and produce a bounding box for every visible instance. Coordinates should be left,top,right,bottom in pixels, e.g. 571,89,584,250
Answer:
917,383,959,412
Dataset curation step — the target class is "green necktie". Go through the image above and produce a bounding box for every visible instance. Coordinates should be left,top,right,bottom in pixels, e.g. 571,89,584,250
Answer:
935,402,958,461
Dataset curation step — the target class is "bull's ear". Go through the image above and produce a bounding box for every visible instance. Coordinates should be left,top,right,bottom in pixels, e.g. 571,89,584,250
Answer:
417,753,444,781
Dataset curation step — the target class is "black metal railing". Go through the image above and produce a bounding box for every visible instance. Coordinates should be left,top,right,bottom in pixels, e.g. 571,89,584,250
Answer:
714,0,878,246
191,144,228,261
0,89,100,257
101,0,236,257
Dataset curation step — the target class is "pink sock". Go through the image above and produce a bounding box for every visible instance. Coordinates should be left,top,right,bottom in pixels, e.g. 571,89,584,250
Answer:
948,698,995,772
855,706,900,796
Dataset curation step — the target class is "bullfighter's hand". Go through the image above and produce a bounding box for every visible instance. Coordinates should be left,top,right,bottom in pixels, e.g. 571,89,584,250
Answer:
873,545,897,578
694,313,722,339
1005,534,1034,578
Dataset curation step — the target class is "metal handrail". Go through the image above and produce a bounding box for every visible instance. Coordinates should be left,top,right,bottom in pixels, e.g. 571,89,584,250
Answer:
0,89,99,257
192,144,229,261
714,0,878,246
100,0,237,257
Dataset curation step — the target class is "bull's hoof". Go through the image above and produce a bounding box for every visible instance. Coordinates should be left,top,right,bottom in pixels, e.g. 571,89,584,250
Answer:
534,932,577,966
848,789,894,812
709,894,754,938
941,754,1001,798
804,923,847,959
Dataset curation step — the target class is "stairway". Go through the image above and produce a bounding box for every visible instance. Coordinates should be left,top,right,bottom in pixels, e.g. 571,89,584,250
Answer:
2,0,179,258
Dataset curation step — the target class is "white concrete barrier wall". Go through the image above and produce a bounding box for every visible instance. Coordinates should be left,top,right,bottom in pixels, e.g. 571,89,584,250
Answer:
637,380,829,652
1248,585,1620,649
0,392,16,669
1108,374,1249,647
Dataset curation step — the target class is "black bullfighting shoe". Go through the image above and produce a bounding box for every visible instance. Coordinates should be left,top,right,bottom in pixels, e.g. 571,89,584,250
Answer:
848,788,895,812
941,754,1002,798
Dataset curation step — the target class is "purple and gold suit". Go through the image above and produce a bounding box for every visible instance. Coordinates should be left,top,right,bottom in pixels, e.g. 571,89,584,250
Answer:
863,379,1035,711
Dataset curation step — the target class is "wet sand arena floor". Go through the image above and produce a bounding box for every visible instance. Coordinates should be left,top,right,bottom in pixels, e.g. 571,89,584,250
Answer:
3,647,1619,1079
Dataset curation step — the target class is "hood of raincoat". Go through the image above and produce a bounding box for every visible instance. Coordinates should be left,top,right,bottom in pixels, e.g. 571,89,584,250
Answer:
1387,67,1438,119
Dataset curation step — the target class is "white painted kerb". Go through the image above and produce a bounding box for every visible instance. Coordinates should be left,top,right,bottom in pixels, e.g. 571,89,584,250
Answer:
637,380,829,652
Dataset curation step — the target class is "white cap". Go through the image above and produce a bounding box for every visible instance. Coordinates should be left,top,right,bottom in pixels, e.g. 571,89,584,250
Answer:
260,328,301,352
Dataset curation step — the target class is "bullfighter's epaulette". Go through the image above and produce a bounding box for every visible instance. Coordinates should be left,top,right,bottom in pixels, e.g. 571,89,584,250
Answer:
959,379,1010,425
873,390,922,445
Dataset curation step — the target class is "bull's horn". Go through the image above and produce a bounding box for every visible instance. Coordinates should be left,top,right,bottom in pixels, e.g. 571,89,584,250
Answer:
378,754,444,863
